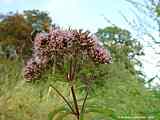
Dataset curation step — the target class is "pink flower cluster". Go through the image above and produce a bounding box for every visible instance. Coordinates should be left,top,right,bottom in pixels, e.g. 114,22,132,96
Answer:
88,45,111,64
24,28,111,80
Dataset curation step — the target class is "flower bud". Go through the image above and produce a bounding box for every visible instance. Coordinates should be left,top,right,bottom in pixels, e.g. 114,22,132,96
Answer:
88,45,111,64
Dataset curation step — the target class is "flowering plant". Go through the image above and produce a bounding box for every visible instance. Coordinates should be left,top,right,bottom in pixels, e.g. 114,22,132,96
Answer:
24,28,111,120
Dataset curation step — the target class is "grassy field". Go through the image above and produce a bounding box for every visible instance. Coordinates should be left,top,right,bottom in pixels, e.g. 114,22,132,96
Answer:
0,59,160,120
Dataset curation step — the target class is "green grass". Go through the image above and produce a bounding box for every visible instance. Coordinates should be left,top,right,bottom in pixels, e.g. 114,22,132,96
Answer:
0,59,160,120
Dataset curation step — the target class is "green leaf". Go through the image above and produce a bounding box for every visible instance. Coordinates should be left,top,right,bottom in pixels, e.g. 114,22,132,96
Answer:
48,106,70,120
84,105,117,119
55,112,71,120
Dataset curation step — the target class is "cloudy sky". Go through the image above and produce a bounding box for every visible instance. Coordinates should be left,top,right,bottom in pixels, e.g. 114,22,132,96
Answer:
0,0,135,31
0,0,160,84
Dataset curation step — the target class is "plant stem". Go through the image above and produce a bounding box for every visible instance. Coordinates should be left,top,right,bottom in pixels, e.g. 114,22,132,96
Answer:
71,86,80,120
49,84,75,115
69,50,80,120
80,89,89,114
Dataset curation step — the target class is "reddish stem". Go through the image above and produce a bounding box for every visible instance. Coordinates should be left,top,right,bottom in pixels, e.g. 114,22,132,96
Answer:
69,52,80,120
71,86,80,120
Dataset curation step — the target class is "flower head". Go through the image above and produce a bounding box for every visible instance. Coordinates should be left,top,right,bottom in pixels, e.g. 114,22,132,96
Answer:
24,28,111,80
88,45,112,64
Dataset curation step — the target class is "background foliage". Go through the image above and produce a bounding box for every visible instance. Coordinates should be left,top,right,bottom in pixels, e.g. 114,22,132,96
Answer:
0,8,160,120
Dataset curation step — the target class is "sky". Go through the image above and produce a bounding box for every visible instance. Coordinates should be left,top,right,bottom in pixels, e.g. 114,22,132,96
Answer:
0,0,160,85
0,0,135,31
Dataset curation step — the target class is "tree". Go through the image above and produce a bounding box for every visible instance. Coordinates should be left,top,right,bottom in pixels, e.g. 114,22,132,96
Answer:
0,10,52,59
125,0,160,85
96,26,143,76
24,10,52,33
0,13,32,58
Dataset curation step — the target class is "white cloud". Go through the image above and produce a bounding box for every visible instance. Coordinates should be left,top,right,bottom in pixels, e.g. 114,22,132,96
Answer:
138,32,160,86
0,0,15,4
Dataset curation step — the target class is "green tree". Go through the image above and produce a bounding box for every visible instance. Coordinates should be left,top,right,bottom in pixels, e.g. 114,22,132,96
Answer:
0,13,32,58
0,10,52,59
96,26,143,76
125,0,160,85
24,10,52,33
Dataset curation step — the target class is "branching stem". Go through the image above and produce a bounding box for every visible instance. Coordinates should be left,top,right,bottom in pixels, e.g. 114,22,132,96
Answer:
49,84,75,115
80,88,89,114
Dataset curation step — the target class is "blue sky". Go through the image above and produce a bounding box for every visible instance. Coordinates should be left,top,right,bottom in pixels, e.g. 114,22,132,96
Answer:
0,0,160,85
0,0,134,32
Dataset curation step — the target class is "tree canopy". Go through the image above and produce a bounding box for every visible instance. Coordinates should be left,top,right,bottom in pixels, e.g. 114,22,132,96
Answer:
0,10,52,58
